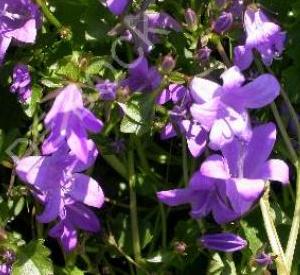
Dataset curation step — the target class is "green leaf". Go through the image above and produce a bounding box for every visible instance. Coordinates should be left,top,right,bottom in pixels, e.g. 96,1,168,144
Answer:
241,221,263,254
207,253,224,275
12,239,54,275
24,85,43,117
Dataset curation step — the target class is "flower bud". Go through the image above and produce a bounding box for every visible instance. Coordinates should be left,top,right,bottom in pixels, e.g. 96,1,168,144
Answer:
161,55,176,73
212,12,233,34
174,241,187,254
255,252,275,267
199,233,247,252
197,46,212,63
96,80,117,101
184,8,198,30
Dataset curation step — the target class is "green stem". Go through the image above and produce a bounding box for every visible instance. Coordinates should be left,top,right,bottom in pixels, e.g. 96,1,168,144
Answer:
35,0,62,29
225,254,237,275
128,150,141,261
260,191,289,275
215,39,231,68
270,103,298,165
182,136,189,186
285,161,300,272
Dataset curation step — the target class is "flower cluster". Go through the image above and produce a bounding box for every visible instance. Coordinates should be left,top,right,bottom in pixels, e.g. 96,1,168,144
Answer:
157,6,289,253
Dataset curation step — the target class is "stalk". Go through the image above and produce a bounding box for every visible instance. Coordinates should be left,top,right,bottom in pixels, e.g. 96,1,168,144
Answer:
35,0,62,29
260,191,289,275
181,136,189,186
285,161,300,272
128,150,141,261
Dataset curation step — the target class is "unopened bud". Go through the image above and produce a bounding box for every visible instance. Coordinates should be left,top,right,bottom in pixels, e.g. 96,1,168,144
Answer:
212,12,233,34
197,46,212,63
184,8,198,31
161,55,176,73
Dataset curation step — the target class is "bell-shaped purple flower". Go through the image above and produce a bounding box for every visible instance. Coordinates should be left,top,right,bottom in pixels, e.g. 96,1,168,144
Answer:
16,140,104,224
234,8,286,70
200,233,247,252
255,252,274,267
212,12,233,34
185,8,198,30
157,123,289,224
197,46,212,63
0,0,41,64
125,12,182,53
42,84,103,163
121,56,161,93
105,0,131,16
190,66,280,149
10,64,32,103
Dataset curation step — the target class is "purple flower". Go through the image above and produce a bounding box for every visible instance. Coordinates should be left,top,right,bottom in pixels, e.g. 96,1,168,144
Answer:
106,0,130,16
200,233,247,252
255,252,274,267
161,55,176,73
96,80,117,101
190,66,280,149
42,84,104,163
0,0,41,64
10,64,31,103
157,123,289,224
121,57,161,93
212,12,233,34
158,84,207,158
48,202,100,251
0,264,11,275
234,8,286,70
197,46,212,63
16,140,104,224
125,12,181,53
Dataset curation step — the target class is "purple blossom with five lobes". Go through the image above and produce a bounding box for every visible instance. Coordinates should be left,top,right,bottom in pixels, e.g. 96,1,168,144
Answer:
200,233,247,252
10,63,31,103
121,56,161,93
42,83,104,163
234,8,286,70
158,84,207,158
15,141,104,226
96,80,117,101
0,0,41,64
212,11,233,34
105,0,131,16
190,66,280,150
157,123,289,224
125,12,182,53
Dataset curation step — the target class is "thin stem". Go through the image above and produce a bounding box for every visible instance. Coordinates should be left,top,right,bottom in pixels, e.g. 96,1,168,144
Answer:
35,0,62,29
128,150,141,261
260,191,289,275
270,103,298,165
181,136,189,186
102,155,128,180
285,161,300,272
265,67,300,148
215,39,231,68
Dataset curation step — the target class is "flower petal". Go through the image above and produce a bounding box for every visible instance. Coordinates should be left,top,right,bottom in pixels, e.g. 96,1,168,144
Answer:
200,155,230,179
68,174,104,208
157,188,192,206
190,77,221,103
234,45,253,70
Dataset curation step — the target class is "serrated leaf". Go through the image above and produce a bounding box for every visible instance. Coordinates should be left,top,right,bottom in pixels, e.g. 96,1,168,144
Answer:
12,239,53,275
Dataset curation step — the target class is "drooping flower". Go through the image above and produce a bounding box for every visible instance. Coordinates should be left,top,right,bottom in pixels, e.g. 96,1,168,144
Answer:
10,64,31,103
121,56,161,93
42,84,103,163
158,84,207,158
200,233,247,252
16,140,104,224
234,8,286,70
96,80,117,101
124,12,182,53
190,66,280,149
105,0,131,16
0,0,41,64
157,123,289,224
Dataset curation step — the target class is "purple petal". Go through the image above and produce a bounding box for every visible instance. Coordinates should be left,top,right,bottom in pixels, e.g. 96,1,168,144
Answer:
106,0,130,15
160,123,177,140
68,174,105,208
157,188,192,206
221,66,245,89
239,74,280,109
234,45,253,70
0,36,11,64
190,77,221,103
200,155,230,179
